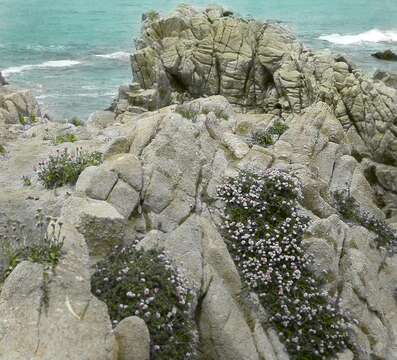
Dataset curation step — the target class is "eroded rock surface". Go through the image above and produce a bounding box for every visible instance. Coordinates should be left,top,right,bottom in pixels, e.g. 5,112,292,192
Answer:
1,5,397,360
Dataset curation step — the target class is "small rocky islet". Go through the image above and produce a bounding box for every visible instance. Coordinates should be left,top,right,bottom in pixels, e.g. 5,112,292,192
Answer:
1,5,397,360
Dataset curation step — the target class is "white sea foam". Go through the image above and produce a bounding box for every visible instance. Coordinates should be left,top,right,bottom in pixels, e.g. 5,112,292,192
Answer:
95,51,130,60
2,60,81,76
319,29,397,45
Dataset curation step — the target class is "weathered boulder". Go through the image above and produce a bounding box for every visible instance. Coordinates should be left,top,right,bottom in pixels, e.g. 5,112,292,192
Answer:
114,316,150,360
0,223,117,360
76,166,118,200
86,110,116,130
0,72,7,86
61,196,125,257
0,86,41,124
305,215,397,359
374,70,397,90
372,50,397,61
127,5,397,166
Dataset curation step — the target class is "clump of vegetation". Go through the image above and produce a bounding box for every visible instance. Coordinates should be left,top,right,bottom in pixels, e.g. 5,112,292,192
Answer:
35,147,103,189
333,190,397,253
0,144,6,156
144,10,160,22
18,113,38,126
21,175,32,186
69,117,83,127
0,209,65,283
250,120,289,147
175,106,198,121
54,133,78,145
91,245,198,359
217,169,350,359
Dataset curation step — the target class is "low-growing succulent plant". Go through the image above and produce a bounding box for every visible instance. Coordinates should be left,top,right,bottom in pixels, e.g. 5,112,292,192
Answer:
0,209,65,283
217,169,350,359
35,147,102,189
91,245,198,360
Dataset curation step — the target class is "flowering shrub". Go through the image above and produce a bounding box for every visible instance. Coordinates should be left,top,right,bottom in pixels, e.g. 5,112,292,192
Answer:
91,245,198,360
217,169,350,359
333,190,397,253
0,209,65,283
36,147,102,188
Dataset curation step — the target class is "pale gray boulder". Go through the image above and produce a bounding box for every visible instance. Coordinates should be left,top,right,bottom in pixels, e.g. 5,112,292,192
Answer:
0,223,117,360
76,166,118,200
114,316,150,360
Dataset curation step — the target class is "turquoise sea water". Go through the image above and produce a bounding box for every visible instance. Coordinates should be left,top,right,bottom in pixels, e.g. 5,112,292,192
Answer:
0,0,396,120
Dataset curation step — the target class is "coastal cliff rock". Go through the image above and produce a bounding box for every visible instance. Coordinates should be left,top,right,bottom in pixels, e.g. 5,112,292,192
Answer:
0,5,397,360
127,5,397,168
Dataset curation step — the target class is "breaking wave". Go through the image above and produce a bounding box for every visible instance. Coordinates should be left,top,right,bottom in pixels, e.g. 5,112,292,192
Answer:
319,29,397,45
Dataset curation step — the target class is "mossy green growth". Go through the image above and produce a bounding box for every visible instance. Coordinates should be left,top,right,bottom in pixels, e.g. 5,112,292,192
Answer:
69,117,83,127
251,120,289,147
36,148,103,189
218,170,350,359
18,113,27,125
91,245,198,360
0,144,6,156
55,133,78,145
21,175,32,186
0,210,65,283
18,113,38,125
334,190,397,252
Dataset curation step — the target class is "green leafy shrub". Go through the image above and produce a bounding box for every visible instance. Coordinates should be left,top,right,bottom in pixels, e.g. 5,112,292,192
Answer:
18,113,27,125
217,169,350,359
251,129,275,146
269,119,289,136
0,144,5,156
54,133,78,145
91,245,198,359
250,120,289,147
0,209,65,283
35,147,102,189
18,113,38,126
333,190,397,252
69,117,83,127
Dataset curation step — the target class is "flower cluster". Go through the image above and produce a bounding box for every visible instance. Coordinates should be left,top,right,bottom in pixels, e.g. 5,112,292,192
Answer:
0,209,65,283
218,169,350,359
35,147,102,188
91,245,198,360
334,190,397,254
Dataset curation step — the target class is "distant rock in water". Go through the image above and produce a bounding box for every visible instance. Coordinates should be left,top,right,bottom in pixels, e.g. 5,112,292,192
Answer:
0,72,8,86
374,70,397,89
371,49,397,61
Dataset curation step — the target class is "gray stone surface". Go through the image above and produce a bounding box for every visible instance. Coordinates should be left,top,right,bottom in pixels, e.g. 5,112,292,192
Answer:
114,316,150,360
76,166,118,200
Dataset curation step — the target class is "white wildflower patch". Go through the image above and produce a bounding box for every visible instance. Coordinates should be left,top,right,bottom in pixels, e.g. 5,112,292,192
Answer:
91,246,198,359
218,169,350,359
